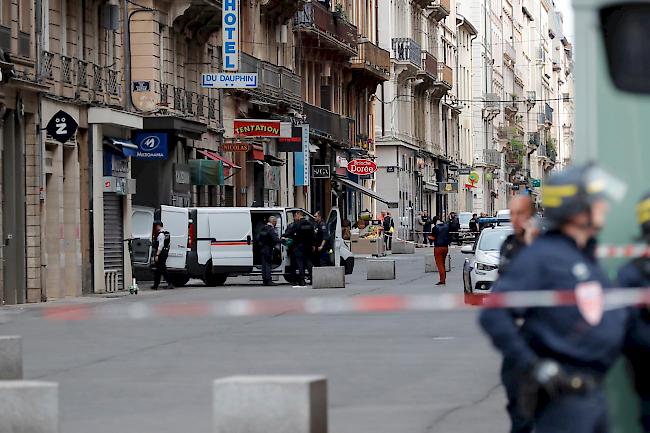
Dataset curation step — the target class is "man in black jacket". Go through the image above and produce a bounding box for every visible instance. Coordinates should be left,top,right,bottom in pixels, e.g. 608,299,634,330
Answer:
283,210,315,286
258,216,281,286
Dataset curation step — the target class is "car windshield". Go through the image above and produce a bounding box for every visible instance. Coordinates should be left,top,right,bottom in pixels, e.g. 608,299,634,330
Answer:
478,229,512,251
459,213,472,225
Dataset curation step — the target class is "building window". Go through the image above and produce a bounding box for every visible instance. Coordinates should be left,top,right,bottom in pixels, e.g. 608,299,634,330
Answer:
19,0,30,32
1,0,10,27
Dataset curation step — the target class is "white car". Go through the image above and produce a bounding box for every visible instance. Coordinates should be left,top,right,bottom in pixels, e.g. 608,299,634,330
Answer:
461,226,513,293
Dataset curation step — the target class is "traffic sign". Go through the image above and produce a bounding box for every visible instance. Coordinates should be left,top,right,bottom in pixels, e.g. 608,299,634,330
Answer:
532,178,541,187
201,73,258,89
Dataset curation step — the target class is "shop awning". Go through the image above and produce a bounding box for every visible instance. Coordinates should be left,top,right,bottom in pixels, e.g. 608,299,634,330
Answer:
189,159,224,186
196,149,240,169
336,177,396,206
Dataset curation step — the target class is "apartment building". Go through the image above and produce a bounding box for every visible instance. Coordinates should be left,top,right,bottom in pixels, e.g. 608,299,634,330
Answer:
374,0,454,233
456,14,478,212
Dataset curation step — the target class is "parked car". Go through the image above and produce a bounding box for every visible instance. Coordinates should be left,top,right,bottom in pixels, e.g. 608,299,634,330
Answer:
130,205,353,287
461,226,513,293
496,209,511,226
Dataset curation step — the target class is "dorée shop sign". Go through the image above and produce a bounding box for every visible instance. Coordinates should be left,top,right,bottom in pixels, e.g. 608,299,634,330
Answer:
347,159,377,176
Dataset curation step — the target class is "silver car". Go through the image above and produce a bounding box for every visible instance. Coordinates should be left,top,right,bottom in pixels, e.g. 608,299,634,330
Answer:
461,226,513,293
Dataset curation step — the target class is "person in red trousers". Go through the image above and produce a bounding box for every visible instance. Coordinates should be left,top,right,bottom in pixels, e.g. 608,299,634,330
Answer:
431,218,451,284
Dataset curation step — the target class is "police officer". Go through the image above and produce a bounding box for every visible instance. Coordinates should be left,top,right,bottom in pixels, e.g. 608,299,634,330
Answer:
258,216,281,286
496,194,538,433
617,192,650,432
313,211,331,267
151,221,174,290
480,164,629,433
283,210,315,286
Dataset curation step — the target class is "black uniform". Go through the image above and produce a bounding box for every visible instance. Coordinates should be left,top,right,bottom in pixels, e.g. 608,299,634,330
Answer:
313,220,331,267
284,218,315,286
469,216,479,233
258,223,281,285
480,233,631,433
618,258,650,432
499,234,527,277
497,233,533,433
383,215,394,250
152,230,173,290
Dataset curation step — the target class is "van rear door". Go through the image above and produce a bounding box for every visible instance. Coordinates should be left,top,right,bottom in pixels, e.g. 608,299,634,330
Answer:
208,210,254,269
131,206,155,265
159,205,189,270
327,207,343,265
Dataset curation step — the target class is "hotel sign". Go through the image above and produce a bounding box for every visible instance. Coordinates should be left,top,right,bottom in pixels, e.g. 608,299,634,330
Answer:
222,0,239,71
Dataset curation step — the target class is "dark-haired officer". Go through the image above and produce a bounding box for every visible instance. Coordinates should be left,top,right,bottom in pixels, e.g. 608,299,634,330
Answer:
480,163,630,433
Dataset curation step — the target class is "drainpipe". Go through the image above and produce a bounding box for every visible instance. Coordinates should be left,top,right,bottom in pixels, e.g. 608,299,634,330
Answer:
35,0,48,300
124,0,132,111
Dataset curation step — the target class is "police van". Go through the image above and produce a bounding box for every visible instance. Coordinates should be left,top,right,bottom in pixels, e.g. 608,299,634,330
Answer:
130,205,353,287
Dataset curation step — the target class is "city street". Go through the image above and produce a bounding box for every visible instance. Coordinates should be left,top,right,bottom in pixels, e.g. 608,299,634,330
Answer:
0,248,507,433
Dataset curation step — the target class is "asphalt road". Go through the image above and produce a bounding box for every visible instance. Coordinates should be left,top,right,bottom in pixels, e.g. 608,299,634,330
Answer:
0,247,508,433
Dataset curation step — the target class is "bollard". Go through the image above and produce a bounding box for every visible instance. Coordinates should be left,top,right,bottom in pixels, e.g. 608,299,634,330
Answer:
311,266,345,289
0,336,22,380
0,381,59,433
391,240,415,254
213,375,327,433
367,259,396,280
424,254,451,273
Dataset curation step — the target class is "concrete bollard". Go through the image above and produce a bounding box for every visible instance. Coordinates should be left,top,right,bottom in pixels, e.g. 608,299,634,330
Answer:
424,254,451,273
391,240,415,254
367,259,396,280
0,336,22,380
213,375,327,433
311,266,345,289
0,381,59,433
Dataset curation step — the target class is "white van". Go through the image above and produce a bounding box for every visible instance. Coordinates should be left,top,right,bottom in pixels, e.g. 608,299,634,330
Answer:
130,206,353,287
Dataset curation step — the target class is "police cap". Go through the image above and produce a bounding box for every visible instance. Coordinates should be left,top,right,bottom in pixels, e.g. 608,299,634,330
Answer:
542,163,626,227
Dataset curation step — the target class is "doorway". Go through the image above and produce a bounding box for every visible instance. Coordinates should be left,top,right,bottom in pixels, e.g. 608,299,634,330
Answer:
1,110,26,305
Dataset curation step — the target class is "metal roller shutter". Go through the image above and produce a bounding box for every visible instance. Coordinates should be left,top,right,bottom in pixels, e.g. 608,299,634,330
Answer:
103,193,124,291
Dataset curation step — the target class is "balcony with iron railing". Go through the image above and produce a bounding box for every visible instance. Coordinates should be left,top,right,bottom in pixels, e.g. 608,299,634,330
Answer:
392,38,422,70
158,82,220,125
439,63,453,88
475,148,501,167
429,0,451,21
238,52,301,110
420,51,438,81
294,1,358,57
303,102,354,145
351,40,391,82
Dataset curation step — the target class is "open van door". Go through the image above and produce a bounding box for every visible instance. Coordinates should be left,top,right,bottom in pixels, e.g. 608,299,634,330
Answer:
327,207,354,274
131,206,155,266
158,205,189,271
207,210,254,271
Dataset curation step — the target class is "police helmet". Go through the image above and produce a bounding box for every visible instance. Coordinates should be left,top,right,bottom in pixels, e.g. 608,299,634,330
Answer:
542,163,626,227
637,192,650,241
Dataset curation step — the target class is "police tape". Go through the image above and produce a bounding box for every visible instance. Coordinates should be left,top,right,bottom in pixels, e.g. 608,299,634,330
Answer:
35,288,650,321
393,236,650,258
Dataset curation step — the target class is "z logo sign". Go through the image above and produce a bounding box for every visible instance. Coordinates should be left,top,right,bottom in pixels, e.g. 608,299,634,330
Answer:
46,110,78,144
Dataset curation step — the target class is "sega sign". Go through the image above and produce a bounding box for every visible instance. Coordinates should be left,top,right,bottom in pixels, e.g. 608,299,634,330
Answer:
222,0,239,71
130,132,168,160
